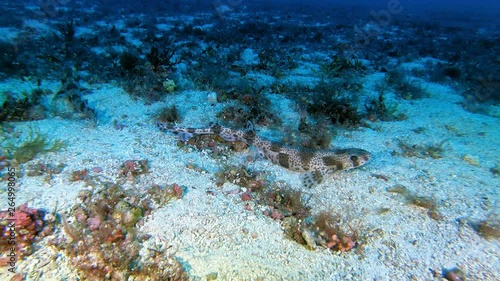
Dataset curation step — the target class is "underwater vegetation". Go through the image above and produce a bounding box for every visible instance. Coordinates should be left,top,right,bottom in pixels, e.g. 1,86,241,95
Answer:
468,213,500,240
0,84,97,122
387,184,443,220
365,91,407,122
156,105,181,124
304,79,363,127
25,161,66,183
0,89,44,122
119,50,141,72
1,128,65,164
320,55,366,78
215,80,281,127
177,131,249,159
54,183,187,281
0,1,496,110
279,117,334,150
259,185,311,220
384,68,429,100
393,139,447,159
427,61,462,82
309,211,360,252
146,45,177,73
281,207,363,253
441,267,466,281
120,159,150,180
214,162,363,252
215,164,266,190
490,163,500,175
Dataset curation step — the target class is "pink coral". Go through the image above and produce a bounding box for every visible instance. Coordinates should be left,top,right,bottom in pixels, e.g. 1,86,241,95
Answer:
326,234,356,252
0,203,52,259
241,192,252,201
86,216,102,231
171,184,183,198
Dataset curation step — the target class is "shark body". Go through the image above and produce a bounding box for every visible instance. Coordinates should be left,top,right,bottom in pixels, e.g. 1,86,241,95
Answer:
157,121,371,188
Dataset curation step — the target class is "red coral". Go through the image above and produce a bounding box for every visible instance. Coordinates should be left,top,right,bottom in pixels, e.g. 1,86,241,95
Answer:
171,184,183,198
87,216,102,231
0,203,52,260
241,192,252,201
270,209,284,220
120,159,149,180
71,169,88,181
0,155,8,170
326,234,356,252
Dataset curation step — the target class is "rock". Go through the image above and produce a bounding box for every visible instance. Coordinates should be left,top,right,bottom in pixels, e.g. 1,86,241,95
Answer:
302,229,317,250
241,48,259,66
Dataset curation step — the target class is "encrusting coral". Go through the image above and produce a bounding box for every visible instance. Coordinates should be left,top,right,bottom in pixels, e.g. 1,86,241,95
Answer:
52,183,187,280
0,203,54,264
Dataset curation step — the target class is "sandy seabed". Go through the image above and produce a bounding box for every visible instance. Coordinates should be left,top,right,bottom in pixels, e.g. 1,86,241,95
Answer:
0,67,498,281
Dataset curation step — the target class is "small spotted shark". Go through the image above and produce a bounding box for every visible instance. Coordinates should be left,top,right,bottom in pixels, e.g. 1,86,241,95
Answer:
156,121,371,188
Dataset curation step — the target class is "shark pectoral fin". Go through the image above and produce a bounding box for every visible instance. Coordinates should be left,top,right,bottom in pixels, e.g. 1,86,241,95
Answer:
300,171,324,189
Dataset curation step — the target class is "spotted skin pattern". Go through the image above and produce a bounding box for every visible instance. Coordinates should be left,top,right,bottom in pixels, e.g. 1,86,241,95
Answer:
157,122,371,188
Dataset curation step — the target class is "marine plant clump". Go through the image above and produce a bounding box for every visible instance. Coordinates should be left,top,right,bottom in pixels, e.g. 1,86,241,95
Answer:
0,88,48,122
311,211,360,252
146,45,177,73
156,105,181,124
259,186,310,220
147,183,185,206
282,209,362,253
387,184,443,220
306,95,361,126
393,139,447,159
216,83,281,127
286,117,334,149
120,159,149,181
385,68,429,100
25,162,66,177
215,166,312,223
304,79,363,127
442,267,466,281
216,168,361,252
489,163,500,175
180,133,248,158
215,164,266,190
469,214,500,240
119,50,141,72
25,161,66,184
1,128,66,164
365,93,406,122
70,168,89,182
320,55,366,78
55,183,187,281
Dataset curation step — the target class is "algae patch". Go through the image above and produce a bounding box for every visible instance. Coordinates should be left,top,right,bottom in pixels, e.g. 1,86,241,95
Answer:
1,127,66,163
